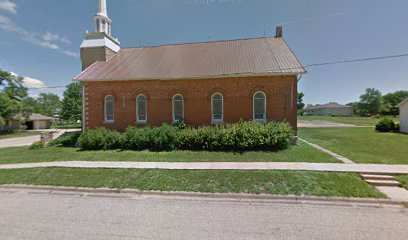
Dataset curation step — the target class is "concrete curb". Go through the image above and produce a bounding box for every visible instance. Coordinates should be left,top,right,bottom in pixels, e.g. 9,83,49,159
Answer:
1,184,406,206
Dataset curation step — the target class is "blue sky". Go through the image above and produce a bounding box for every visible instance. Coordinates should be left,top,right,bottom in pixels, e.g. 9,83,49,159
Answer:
0,0,407,104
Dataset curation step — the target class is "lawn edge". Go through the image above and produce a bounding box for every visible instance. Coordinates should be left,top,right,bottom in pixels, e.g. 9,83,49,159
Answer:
1,184,405,206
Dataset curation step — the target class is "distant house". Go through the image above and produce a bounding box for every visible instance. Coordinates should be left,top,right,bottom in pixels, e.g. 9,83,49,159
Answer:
397,98,408,133
303,102,353,116
6,113,55,131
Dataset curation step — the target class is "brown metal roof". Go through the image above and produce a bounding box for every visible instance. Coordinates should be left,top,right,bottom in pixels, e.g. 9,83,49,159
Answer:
75,37,306,81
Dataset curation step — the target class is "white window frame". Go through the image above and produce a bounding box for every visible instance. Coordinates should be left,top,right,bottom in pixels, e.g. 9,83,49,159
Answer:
136,94,147,124
172,94,184,123
211,93,224,124
104,95,114,123
253,91,267,122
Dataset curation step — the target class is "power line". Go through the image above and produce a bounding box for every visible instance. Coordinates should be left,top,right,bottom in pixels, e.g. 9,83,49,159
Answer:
25,52,408,90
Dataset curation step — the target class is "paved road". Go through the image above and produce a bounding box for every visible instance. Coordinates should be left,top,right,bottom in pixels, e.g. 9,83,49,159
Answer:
0,189,407,240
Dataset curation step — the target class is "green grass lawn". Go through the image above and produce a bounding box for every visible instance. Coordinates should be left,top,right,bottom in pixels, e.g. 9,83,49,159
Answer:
0,141,338,165
299,127,408,164
298,116,398,126
0,168,385,198
0,131,39,140
396,175,408,190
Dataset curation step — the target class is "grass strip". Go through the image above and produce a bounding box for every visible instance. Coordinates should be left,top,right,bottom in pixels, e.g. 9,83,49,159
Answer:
0,168,385,198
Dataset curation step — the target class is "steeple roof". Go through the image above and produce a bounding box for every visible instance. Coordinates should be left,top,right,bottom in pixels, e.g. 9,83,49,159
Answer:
97,0,108,17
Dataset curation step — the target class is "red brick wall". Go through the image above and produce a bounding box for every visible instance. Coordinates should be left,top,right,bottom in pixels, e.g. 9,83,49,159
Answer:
83,76,298,131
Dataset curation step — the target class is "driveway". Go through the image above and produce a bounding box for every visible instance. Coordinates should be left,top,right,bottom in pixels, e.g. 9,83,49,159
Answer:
298,120,356,128
0,129,80,149
0,188,407,240
0,135,41,148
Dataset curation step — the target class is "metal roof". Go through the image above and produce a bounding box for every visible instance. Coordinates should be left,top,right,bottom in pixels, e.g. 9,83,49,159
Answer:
397,97,408,108
75,37,306,81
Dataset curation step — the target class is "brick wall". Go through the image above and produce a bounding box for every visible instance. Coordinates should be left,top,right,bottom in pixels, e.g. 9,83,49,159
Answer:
82,75,298,131
80,47,116,70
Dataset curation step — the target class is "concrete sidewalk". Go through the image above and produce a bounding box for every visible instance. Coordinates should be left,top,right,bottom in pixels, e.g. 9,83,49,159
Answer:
1,161,408,174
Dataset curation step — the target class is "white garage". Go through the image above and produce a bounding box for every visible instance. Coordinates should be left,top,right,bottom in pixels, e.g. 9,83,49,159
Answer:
24,113,55,130
397,98,408,133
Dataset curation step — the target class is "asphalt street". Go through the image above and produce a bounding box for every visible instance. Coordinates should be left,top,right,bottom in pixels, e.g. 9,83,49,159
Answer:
0,189,407,240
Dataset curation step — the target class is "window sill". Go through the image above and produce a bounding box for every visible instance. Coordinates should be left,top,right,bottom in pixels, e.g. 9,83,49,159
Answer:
212,120,224,125
104,121,115,124
254,119,267,123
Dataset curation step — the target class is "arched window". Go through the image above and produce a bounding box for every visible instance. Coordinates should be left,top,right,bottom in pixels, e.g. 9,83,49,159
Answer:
172,94,184,123
253,92,266,122
211,93,223,123
136,95,147,123
104,95,114,122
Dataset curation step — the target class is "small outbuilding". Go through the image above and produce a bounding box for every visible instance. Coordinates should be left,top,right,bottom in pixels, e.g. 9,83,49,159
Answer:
303,102,353,116
397,98,408,133
8,113,55,130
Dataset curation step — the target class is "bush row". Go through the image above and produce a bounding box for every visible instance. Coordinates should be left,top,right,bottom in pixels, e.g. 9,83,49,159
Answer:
77,121,294,152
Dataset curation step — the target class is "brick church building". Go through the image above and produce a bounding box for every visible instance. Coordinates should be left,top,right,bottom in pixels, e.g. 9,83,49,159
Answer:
75,0,306,131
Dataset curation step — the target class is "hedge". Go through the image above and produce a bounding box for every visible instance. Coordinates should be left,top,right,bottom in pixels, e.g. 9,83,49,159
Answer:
78,121,294,152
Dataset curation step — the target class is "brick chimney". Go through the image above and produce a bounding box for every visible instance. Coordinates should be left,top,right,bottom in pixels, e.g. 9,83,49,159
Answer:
275,26,283,38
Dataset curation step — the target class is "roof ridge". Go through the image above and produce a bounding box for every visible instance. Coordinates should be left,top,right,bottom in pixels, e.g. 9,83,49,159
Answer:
120,37,278,50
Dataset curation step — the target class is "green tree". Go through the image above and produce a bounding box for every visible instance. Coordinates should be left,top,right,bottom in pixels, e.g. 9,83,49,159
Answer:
381,91,408,116
0,70,27,101
0,93,18,126
297,92,305,110
0,68,27,127
35,93,61,116
297,92,305,115
358,88,383,116
61,82,82,122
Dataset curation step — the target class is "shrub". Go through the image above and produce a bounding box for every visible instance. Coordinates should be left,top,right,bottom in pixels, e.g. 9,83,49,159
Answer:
78,128,123,150
148,124,177,151
375,118,395,132
124,127,151,150
49,132,81,147
176,126,213,151
29,141,44,150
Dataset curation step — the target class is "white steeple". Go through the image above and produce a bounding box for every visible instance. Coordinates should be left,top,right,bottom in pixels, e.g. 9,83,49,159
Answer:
98,0,107,17
80,0,120,70
94,0,112,36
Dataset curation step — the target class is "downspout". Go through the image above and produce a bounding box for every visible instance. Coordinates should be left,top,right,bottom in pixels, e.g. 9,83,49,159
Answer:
82,83,86,132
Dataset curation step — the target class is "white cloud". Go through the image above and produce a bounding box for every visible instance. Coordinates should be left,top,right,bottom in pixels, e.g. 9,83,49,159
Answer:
22,76,48,89
0,0,17,14
10,72,48,89
43,31,72,45
0,14,78,57
0,14,23,33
